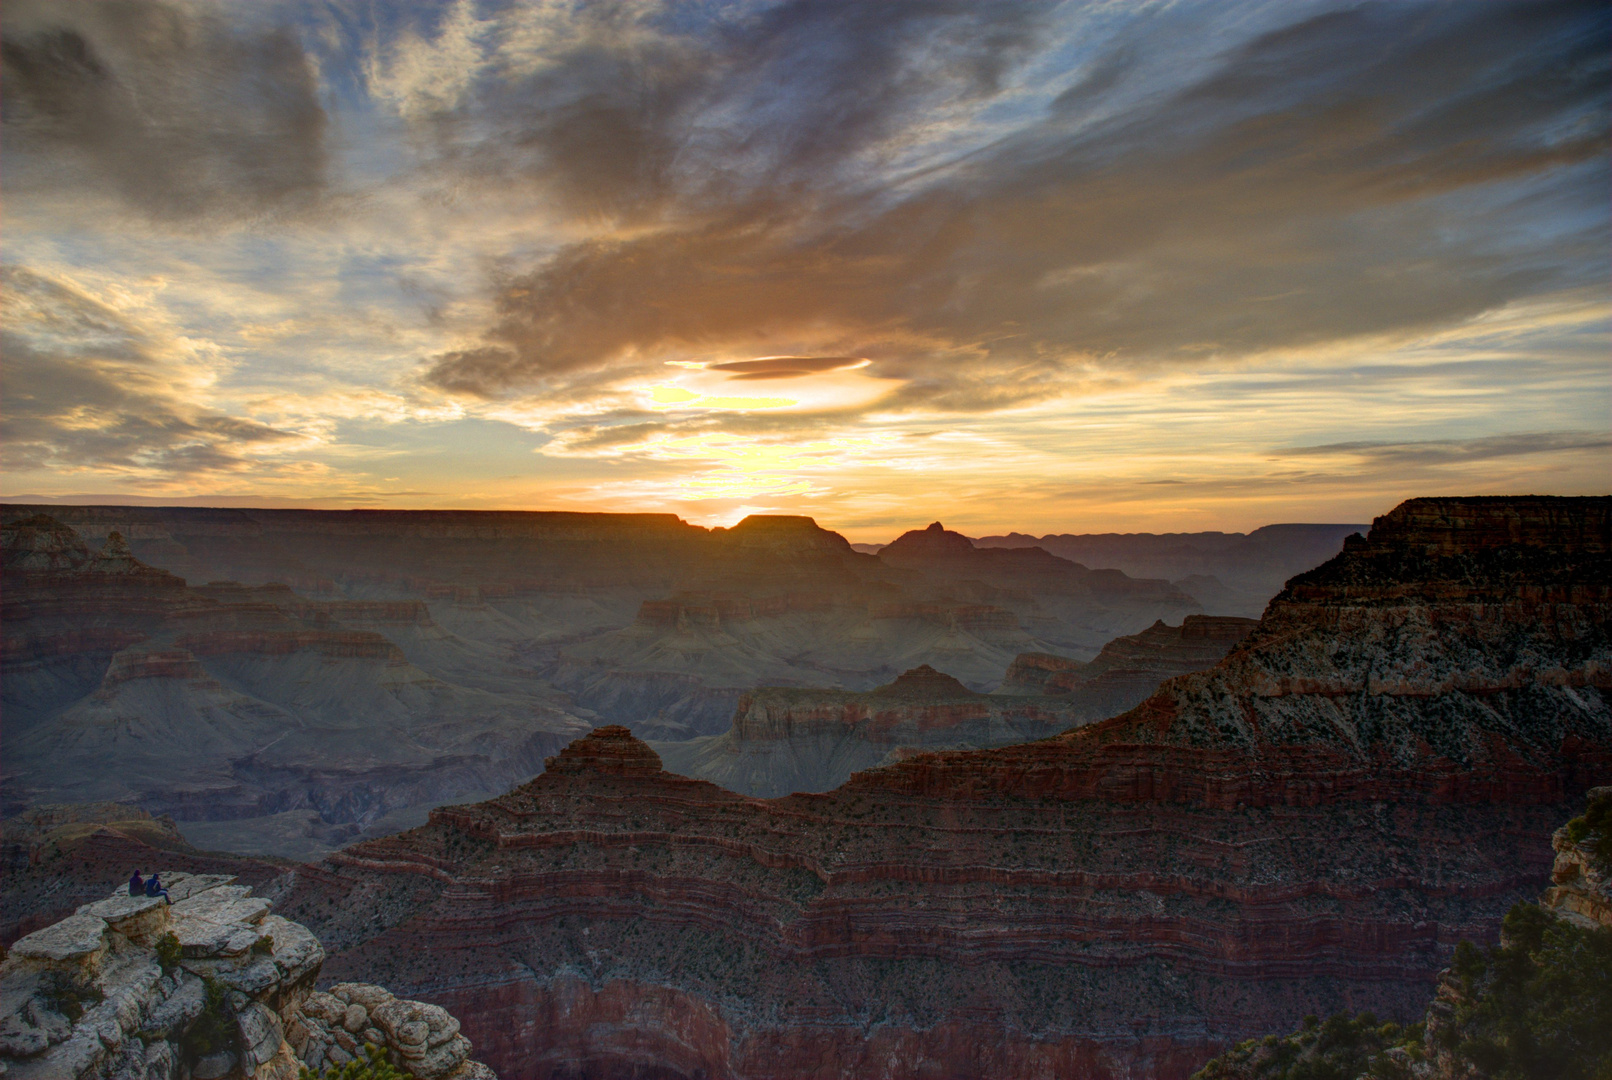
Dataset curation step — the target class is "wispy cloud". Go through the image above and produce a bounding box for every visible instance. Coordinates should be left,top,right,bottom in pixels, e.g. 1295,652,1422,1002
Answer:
0,0,1605,532
1279,431,1612,467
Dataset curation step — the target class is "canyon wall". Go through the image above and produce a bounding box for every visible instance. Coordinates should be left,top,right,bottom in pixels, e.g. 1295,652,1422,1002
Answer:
271,497,1610,1080
655,664,1091,797
3,507,1203,739
1,516,591,858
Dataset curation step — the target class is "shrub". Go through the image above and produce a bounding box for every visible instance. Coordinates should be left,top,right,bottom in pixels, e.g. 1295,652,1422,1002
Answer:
155,932,183,970
1190,1009,1414,1080
300,1043,414,1080
38,971,105,1022
1191,901,1612,1080
251,934,275,956
1563,790,1612,872
182,978,237,1057
1438,902,1612,1080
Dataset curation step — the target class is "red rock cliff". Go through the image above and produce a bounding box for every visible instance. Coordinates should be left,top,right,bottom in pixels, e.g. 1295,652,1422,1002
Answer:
281,498,1611,1080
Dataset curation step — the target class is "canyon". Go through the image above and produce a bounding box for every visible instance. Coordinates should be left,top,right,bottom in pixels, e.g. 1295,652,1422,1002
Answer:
660,615,1256,798
0,515,593,858
253,496,1610,1080
973,523,1367,617
1,507,1204,744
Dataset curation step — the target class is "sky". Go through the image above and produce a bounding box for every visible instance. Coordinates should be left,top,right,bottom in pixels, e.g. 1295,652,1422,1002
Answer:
2,0,1607,541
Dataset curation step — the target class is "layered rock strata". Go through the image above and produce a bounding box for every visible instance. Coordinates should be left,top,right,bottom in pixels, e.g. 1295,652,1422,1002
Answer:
0,874,494,1080
656,664,1094,796
4,507,1205,740
272,497,1610,1080
1,516,590,856
998,614,1257,708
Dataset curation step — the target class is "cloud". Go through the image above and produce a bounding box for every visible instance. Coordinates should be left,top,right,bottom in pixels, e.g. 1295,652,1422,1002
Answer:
0,266,299,476
1278,431,1612,468
1,0,328,221
418,0,1608,413
708,356,866,380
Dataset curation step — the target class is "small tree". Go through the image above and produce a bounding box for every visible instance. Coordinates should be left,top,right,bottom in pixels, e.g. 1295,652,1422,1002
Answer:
300,1043,414,1080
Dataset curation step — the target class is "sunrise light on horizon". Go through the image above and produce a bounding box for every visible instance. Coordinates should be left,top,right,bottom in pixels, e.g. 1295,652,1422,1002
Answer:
3,0,1607,541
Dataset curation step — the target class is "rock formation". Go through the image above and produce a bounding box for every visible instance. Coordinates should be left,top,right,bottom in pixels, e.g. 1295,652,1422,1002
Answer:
0,873,494,1080
998,614,1256,706
655,664,1096,797
2,804,293,951
1,516,591,859
262,497,1609,1080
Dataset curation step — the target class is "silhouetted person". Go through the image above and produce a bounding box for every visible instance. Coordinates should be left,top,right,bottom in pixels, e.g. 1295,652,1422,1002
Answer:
128,871,144,896
144,872,171,904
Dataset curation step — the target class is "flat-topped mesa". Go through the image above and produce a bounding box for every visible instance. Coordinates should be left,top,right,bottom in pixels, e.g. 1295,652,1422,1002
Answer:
870,664,975,699
542,725,664,777
658,665,1093,796
1364,495,1612,554
1280,495,1612,603
998,651,1087,693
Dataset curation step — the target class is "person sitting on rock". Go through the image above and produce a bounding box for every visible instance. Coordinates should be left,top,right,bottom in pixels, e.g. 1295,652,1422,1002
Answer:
128,870,144,896
144,871,171,904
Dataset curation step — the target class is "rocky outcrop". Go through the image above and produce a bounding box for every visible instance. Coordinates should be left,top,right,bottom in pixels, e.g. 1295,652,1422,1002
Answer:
0,874,494,1080
1,805,294,950
1543,785,1611,930
266,497,1610,1080
998,614,1257,711
656,664,1095,796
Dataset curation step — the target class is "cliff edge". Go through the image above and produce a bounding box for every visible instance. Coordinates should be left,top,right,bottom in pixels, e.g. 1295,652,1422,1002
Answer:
0,874,495,1080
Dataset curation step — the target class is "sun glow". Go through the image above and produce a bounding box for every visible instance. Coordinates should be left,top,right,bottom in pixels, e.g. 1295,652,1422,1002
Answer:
609,431,900,502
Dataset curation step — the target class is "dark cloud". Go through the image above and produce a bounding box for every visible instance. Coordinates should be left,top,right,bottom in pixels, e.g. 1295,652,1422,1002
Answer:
423,0,1609,409
1279,431,1612,467
393,0,1047,221
708,356,865,380
1,266,297,475
1,0,327,221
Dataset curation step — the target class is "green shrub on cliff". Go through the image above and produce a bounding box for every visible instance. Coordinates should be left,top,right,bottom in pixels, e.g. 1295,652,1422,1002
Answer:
1191,901,1612,1080
299,1043,413,1080
182,978,237,1057
154,931,183,970
1437,901,1612,1080
1563,789,1612,872
1190,1010,1414,1080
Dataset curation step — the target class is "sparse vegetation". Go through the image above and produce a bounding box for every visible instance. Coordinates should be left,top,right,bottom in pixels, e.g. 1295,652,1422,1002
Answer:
300,1043,414,1080
182,978,237,1057
1437,902,1612,1080
1563,789,1612,872
251,933,275,955
1191,902,1612,1080
155,931,183,969
37,971,104,1022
